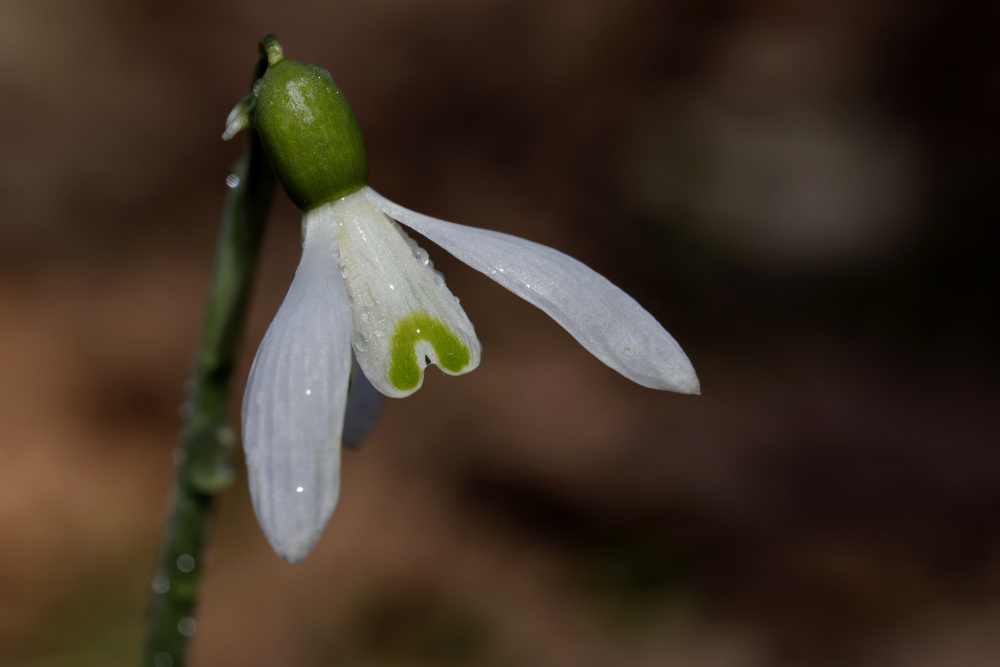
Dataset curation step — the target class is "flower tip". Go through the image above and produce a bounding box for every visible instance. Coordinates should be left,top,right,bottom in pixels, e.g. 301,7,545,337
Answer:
259,34,284,67
266,530,319,565
274,541,312,565
682,361,701,395
253,497,333,565
656,359,701,395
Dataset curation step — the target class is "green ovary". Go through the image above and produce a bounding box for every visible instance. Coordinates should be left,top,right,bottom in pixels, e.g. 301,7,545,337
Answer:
388,312,471,391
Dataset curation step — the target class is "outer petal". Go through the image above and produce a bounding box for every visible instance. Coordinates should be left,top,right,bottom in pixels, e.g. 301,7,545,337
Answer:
241,210,353,563
365,187,699,394
321,191,481,398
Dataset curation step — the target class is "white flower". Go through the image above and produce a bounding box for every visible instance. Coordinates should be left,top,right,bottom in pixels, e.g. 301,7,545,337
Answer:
227,36,698,563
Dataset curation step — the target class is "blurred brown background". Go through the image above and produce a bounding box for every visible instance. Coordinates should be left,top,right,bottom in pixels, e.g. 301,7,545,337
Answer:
1,1,998,666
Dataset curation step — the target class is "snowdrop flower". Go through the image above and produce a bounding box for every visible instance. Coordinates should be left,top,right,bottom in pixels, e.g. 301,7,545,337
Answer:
225,36,699,563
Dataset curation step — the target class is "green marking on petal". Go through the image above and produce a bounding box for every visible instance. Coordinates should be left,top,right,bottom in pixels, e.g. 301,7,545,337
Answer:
388,312,472,391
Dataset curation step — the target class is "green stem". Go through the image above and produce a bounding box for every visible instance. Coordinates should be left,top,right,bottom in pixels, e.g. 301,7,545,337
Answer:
142,53,274,667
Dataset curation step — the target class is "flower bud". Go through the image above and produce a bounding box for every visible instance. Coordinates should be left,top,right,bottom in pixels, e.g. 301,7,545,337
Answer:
243,36,369,210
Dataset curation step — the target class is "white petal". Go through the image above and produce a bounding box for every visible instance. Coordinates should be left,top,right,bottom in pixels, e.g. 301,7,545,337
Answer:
319,191,481,398
241,210,353,563
365,187,699,394
342,356,383,450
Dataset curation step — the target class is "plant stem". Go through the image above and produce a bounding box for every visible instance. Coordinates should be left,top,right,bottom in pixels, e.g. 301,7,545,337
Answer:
142,52,274,667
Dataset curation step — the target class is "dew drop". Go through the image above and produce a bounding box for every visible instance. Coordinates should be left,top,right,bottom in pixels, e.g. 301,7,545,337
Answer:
305,389,311,396
225,174,240,189
151,575,170,594
412,247,429,265
296,486,304,493
432,272,445,288
176,554,195,573
353,335,368,352
177,617,197,637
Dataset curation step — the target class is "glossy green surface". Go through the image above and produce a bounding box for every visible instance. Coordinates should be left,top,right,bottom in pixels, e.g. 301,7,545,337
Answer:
389,312,472,391
251,43,368,210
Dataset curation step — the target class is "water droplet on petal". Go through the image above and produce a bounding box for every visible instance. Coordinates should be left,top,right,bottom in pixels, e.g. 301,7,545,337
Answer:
353,335,368,352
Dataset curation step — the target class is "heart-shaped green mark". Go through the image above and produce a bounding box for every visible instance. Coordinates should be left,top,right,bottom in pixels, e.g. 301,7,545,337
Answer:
388,312,472,391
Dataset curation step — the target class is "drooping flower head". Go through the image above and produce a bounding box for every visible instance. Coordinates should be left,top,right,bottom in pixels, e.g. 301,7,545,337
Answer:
225,35,698,563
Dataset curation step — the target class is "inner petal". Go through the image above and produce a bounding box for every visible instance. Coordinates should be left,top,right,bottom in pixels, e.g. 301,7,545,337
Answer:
320,191,481,398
